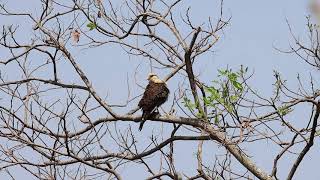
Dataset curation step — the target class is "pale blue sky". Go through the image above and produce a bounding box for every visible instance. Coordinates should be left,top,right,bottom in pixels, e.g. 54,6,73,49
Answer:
0,0,318,179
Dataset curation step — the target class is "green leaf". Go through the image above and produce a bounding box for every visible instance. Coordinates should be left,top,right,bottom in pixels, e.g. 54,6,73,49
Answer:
277,106,292,116
222,85,228,98
205,86,221,103
196,112,204,118
182,96,196,112
218,69,228,76
230,95,238,102
228,72,238,82
232,81,243,91
226,104,233,112
214,115,219,124
203,97,210,106
87,22,97,30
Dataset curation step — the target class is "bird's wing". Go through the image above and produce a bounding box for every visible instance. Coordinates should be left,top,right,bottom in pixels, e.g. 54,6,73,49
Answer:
138,82,169,109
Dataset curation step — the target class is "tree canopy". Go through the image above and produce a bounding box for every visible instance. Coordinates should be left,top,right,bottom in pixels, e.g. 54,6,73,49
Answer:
0,0,319,179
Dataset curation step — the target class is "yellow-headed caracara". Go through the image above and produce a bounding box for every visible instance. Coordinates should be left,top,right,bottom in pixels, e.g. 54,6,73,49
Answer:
138,73,169,131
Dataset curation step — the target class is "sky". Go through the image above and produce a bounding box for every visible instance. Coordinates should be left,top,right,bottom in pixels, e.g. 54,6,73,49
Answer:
0,0,318,179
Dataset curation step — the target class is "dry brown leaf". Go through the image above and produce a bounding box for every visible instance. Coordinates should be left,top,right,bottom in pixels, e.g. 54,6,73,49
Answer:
72,29,80,43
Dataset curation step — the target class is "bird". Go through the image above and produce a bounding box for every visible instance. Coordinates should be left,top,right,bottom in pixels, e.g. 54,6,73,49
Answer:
138,73,170,131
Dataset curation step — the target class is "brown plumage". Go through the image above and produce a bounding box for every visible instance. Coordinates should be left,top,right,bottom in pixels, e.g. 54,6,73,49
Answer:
138,73,169,131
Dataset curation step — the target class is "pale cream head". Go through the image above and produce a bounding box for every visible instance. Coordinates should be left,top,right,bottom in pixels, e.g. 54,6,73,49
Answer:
147,73,163,83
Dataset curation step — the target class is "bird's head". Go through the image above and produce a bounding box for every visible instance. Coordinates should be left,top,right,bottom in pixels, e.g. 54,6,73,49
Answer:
147,73,157,80
147,73,163,83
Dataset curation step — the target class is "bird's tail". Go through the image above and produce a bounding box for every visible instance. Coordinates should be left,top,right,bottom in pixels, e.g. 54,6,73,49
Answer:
138,119,146,131
139,112,148,131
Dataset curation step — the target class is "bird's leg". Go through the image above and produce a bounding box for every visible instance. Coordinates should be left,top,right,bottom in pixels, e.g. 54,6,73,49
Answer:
149,107,160,119
150,107,158,114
